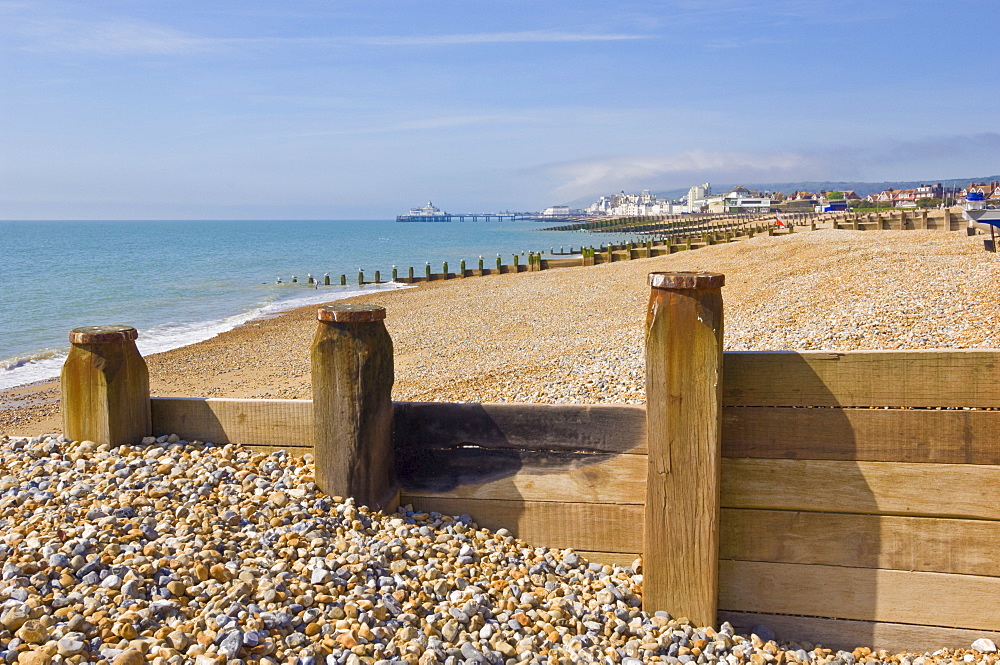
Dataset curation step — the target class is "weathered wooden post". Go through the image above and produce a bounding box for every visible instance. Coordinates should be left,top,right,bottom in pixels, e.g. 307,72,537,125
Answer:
459,259,466,277
324,273,331,286
644,272,724,628
340,274,347,286
942,209,952,231
311,304,397,510
358,270,364,286
443,261,449,279
374,270,381,284
496,255,502,272
392,267,398,282
61,326,150,446
425,263,432,280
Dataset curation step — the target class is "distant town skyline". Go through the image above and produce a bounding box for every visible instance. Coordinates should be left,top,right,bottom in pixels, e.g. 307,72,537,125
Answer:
2,0,998,220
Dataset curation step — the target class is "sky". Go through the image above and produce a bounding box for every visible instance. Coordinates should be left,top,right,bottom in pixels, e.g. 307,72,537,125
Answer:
1,0,998,219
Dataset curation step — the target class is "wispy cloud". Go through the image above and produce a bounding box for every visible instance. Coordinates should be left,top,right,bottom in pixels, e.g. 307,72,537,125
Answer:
3,8,649,57
535,133,1000,201
292,113,542,138
538,150,831,200
354,30,648,46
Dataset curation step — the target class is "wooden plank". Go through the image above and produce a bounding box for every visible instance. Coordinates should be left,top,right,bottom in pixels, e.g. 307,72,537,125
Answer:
394,402,647,455
720,560,1000,631
150,397,313,447
242,444,313,457
722,458,1000,520
644,272,724,627
718,611,1000,653
398,448,645,504
723,407,1000,464
398,496,643,553
721,509,1000,577
575,551,640,568
723,350,1000,407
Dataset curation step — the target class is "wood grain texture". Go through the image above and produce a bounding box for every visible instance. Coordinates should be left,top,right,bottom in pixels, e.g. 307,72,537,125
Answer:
312,315,396,509
394,402,647,455
398,447,646,504
720,560,1000,630
723,350,1000,407
575,551,640,567
399,495,643,553
61,338,150,446
151,397,313,447
644,277,724,627
722,407,1000,464
721,509,1000,577
721,458,1000,519
718,611,1000,653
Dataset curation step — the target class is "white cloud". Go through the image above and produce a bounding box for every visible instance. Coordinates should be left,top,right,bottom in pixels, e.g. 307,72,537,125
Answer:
354,30,648,46
2,7,649,57
539,150,830,199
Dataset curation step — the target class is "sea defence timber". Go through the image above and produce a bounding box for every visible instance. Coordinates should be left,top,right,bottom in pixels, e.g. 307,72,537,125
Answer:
64,266,1000,653
309,208,959,287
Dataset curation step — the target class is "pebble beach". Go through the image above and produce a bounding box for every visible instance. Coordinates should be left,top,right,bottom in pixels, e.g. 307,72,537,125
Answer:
3,228,1000,663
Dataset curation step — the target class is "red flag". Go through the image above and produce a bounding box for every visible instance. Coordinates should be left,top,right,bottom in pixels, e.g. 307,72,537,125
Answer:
775,214,787,228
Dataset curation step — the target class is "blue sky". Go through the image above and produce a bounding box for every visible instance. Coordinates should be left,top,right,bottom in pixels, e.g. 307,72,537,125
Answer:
1,0,997,219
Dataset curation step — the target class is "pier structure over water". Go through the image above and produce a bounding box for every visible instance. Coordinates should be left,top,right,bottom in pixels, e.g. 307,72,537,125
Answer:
396,211,531,222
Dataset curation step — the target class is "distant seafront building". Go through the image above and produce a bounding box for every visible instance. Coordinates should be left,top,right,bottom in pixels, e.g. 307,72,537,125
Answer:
586,189,679,216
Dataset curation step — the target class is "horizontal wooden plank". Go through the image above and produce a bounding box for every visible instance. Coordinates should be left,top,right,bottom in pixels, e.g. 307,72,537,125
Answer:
575,551,640,568
722,458,1000,520
723,350,1000,407
721,509,1000,577
398,447,645,504
723,407,1000,464
151,397,314,447
720,560,1000,631
399,496,642,553
718,611,1000,653
394,402,647,454
242,445,313,457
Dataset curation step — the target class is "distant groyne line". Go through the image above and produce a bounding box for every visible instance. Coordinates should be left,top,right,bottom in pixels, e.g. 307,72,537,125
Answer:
282,208,961,289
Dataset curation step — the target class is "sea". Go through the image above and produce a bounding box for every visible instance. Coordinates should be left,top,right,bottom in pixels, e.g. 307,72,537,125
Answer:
0,219,644,392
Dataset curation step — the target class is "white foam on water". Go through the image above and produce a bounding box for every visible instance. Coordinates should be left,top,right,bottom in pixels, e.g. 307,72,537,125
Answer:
0,282,413,392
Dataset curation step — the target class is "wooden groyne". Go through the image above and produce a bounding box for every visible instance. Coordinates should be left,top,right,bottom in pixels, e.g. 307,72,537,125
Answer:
63,267,1000,653
280,209,964,289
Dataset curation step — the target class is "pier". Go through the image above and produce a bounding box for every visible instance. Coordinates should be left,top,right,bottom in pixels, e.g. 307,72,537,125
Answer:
396,211,531,222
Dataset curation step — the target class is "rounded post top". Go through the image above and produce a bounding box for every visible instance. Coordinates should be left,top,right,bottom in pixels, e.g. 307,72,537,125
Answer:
68,325,138,344
317,304,386,323
648,272,725,290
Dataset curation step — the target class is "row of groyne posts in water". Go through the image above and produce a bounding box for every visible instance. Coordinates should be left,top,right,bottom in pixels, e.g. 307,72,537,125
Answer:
277,208,963,287
58,252,1000,653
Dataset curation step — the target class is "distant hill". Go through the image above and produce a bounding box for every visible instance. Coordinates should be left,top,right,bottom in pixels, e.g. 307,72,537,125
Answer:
561,176,1000,207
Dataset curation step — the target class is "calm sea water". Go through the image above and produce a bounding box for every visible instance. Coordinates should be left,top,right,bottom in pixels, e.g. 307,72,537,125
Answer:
0,219,642,391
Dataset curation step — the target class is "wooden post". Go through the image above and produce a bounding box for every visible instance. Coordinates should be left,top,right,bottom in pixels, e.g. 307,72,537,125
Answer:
459,259,466,277
408,266,415,282
61,325,150,446
942,209,952,231
311,304,397,510
374,270,381,284
425,263,432,280
644,272,724,628
340,274,347,286
358,270,364,286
